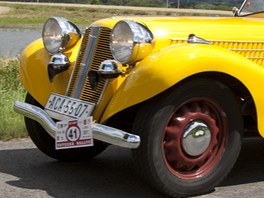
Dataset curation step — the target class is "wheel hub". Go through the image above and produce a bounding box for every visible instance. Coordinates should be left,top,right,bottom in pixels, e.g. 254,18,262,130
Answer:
182,121,211,156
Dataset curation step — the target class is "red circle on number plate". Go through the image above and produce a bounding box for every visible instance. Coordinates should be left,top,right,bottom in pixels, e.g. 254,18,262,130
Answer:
66,124,81,142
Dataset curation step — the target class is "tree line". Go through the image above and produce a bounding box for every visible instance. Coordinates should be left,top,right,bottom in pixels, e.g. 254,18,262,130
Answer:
1,0,244,10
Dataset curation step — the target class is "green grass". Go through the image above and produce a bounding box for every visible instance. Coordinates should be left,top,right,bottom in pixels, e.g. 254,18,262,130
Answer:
0,17,46,25
0,58,27,140
0,2,231,28
0,4,96,27
0,3,138,27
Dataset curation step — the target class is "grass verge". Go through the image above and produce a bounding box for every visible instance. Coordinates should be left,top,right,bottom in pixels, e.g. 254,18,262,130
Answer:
0,58,27,140
0,2,232,28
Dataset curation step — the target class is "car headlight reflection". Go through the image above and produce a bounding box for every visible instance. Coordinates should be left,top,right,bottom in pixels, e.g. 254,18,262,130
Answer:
42,17,81,54
110,20,154,64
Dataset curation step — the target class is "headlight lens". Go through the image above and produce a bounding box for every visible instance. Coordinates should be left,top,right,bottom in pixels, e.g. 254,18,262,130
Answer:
42,17,81,54
110,20,154,64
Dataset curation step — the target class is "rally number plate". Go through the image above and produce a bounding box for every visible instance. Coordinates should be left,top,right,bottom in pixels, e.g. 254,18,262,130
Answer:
55,117,94,150
45,93,95,120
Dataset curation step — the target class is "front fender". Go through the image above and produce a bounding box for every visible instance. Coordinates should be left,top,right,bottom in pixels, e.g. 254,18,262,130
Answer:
19,38,81,106
101,43,264,135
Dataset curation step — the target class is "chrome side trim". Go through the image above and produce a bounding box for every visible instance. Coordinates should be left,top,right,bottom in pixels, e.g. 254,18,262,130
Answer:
187,34,210,44
14,100,140,149
171,38,264,44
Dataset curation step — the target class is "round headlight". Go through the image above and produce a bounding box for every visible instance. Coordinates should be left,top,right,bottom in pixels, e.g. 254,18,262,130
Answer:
42,17,81,54
110,20,154,64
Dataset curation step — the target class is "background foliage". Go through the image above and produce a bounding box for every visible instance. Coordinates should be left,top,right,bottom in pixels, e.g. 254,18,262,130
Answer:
0,0,244,10
0,58,27,140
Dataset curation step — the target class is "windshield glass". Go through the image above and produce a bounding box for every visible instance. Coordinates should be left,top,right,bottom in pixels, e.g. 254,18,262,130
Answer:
239,0,264,15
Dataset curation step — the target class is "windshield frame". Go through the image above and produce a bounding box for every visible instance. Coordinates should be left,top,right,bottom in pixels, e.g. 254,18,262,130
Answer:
237,0,264,17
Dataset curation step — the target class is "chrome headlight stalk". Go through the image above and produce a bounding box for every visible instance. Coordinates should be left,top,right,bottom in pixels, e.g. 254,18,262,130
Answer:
98,60,122,78
48,53,71,82
110,20,154,65
88,60,123,91
42,17,81,54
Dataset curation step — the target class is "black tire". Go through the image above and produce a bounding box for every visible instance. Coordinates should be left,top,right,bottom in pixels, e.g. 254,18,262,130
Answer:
132,79,243,197
24,93,108,161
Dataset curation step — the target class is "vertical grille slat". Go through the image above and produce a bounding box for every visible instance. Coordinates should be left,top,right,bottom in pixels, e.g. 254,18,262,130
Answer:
66,26,113,105
67,28,92,96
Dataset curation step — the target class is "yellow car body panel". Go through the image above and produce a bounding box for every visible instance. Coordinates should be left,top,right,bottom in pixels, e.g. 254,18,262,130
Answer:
20,38,52,105
94,16,264,43
100,43,264,135
20,38,82,105
19,15,264,135
96,16,264,135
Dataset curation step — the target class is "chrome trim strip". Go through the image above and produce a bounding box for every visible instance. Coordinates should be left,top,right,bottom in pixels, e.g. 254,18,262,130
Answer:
71,27,100,98
171,38,264,44
187,34,210,44
14,100,140,149
237,0,248,15
65,30,86,96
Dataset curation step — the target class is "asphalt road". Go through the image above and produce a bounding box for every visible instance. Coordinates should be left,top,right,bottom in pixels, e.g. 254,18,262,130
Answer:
0,28,41,57
1,137,264,198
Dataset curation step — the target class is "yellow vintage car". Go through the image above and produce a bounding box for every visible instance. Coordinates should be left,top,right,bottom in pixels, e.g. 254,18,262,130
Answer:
14,0,264,197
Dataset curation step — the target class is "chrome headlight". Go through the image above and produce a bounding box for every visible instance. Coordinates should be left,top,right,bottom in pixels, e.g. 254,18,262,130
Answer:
42,17,81,54
110,20,154,64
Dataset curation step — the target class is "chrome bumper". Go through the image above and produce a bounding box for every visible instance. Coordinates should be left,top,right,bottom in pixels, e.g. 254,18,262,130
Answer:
14,100,140,149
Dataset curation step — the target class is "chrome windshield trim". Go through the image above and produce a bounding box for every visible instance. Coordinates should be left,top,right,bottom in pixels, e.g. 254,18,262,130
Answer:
238,0,249,15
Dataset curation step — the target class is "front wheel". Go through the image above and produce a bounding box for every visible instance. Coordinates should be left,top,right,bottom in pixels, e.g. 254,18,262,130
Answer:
132,79,243,197
25,93,108,161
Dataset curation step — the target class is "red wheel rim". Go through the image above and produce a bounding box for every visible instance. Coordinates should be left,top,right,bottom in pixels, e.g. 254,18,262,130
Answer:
162,98,228,179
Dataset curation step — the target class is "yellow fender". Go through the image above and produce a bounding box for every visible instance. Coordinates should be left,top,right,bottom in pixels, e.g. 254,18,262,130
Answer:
19,38,81,105
101,43,264,136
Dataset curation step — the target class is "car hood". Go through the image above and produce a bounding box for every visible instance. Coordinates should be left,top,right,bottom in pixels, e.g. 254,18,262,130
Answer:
94,16,264,51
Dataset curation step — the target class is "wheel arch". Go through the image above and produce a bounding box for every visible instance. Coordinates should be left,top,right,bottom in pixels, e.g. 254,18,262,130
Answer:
106,72,258,137
185,72,257,136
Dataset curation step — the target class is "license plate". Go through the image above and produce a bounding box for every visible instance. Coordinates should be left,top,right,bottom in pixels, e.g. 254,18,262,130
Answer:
45,93,95,120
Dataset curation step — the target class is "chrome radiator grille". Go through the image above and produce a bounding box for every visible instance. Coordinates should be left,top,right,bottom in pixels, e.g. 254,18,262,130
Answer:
66,26,113,104
170,39,264,66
